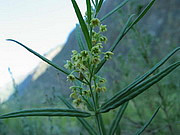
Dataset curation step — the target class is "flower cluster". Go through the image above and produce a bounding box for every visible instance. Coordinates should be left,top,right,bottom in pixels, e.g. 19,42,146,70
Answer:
64,15,113,108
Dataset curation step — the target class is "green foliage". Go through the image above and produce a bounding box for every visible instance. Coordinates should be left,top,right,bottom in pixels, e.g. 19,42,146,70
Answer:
1,0,179,135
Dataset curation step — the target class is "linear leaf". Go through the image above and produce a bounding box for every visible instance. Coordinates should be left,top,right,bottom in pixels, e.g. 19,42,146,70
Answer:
109,14,135,52
86,0,92,24
99,114,106,135
115,62,180,109
125,0,156,34
100,47,179,110
95,14,134,74
6,39,87,84
95,0,98,6
100,0,130,22
100,61,180,112
75,24,86,51
71,0,92,50
6,39,69,75
96,0,104,14
108,102,128,135
0,108,91,119
58,96,97,135
95,14,135,74
91,0,95,7
135,106,160,135
94,0,156,73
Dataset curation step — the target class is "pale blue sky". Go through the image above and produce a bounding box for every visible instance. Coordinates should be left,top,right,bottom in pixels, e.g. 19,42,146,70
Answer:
0,0,86,101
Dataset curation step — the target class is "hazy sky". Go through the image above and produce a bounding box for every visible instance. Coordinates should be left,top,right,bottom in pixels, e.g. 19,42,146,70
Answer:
0,0,86,100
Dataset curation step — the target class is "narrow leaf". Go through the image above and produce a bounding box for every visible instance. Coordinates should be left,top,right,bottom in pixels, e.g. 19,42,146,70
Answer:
75,24,86,51
100,61,180,112
0,108,91,119
135,106,161,135
115,62,180,109
108,102,128,135
94,0,156,73
6,39,87,84
71,0,92,50
6,39,69,75
58,96,97,135
86,0,92,24
96,0,104,14
101,0,130,22
98,114,106,135
91,0,96,7
109,14,135,52
95,0,98,6
100,47,179,111
95,14,135,74
126,0,156,33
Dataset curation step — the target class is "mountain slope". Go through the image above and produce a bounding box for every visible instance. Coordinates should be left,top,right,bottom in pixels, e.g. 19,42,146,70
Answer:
13,0,179,106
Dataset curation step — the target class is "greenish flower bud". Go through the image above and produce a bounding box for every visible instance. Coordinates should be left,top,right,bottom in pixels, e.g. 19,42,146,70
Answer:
99,78,106,84
101,86,107,92
80,65,86,71
91,45,101,54
100,24,107,32
73,98,82,107
70,92,78,99
67,74,76,81
104,51,114,60
92,56,101,65
81,50,88,57
82,90,91,97
92,39,97,45
99,36,108,43
95,87,102,93
92,30,96,36
90,18,100,27
96,43,103,48
72,50,78,55
64,60,74,70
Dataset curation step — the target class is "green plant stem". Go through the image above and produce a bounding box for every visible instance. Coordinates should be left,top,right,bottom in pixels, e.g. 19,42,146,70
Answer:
88,61,105,135
95,114,103,135
93,78,99,108
88,81,96,110
81,94,94,111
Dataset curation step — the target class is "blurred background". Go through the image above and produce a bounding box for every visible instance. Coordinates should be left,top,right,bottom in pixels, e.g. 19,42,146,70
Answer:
0,0,179,134
0,0,86,101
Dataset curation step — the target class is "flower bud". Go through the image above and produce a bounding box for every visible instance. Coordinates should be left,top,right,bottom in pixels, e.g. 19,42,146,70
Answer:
100,24,107,32
67,74,76,81
90,18,100,27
